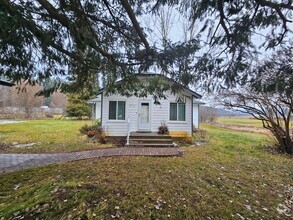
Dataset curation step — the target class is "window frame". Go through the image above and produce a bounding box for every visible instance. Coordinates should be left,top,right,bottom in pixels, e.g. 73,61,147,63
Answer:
169,102,186,122
108,100,126,121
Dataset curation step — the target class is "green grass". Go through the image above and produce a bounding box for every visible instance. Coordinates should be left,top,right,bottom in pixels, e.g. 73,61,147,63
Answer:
216,116,263,127
0,123,292,219
0,120,111,153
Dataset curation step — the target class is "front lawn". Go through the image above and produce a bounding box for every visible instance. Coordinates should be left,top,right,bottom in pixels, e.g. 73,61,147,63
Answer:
0,124,292,219
0,120,112,153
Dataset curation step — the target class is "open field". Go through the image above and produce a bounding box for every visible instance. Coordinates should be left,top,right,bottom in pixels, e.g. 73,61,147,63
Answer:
0,120,112,153
213,116,271,134
215,116,263,127
0,122,292,219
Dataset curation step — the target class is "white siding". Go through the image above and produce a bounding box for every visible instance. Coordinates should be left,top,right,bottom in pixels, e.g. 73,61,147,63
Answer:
101,91,193,137
193,104,199,128
101,93,138,136
151,91,193,137
95,102,101,119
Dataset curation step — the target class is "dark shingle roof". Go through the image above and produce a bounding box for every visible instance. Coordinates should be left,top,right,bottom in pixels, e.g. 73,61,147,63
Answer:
98,73,202,98
0,80,14,87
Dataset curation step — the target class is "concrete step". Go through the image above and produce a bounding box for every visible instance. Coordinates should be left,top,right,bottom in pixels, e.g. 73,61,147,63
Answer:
130,138,173,142
130,142,173,145
127,143,175,147
129,135,171,139
128,132,174,147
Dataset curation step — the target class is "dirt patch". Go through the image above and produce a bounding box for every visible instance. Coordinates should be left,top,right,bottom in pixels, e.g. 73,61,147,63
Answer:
106,136,126,146
0,142,10,151
211,122,270,134
83,136,125,146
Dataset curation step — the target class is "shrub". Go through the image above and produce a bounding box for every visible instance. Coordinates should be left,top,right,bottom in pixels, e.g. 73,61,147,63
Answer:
158,123,169,134
80,124,98,135
87,130,98,138
79,120,101,134
79,121,106,144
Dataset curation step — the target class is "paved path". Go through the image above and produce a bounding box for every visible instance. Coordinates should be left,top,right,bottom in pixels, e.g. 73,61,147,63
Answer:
0,147,181,174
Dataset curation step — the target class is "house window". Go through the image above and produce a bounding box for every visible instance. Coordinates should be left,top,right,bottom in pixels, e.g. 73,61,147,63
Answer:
170,103,185,121
109,101,125,120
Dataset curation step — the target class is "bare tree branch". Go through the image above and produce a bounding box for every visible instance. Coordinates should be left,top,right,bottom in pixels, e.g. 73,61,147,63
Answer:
119,0,151,53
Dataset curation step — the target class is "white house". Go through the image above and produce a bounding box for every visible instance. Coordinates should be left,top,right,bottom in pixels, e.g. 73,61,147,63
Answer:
88,74,203,137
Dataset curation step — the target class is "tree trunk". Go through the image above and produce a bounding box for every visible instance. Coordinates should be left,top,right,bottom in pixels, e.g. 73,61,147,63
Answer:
284,138,293,154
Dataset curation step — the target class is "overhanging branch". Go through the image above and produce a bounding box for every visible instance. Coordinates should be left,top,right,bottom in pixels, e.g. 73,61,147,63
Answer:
119,0,151,53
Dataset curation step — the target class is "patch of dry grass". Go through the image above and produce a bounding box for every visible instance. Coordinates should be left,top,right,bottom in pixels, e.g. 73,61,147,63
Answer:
216,116,263,127
213,116,273,136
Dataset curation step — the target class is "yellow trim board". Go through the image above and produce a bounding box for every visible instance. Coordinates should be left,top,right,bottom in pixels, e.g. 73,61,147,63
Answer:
169,131,191,137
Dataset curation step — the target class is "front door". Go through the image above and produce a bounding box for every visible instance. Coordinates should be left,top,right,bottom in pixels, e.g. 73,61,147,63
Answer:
138,101,151,130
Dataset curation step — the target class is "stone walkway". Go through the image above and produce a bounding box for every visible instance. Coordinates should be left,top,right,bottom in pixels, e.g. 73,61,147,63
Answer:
0,147,181,174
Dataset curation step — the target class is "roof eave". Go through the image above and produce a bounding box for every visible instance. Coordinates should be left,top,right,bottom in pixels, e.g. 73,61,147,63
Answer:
0,80,14,87
97,73,202,98
193,101,205,105
188,90,202,99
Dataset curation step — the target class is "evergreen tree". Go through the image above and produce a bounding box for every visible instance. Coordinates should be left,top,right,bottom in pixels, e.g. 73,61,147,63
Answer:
66,92,92,119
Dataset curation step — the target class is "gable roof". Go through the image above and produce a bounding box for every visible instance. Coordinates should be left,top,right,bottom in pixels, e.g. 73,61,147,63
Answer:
0,80,14,87
98,73,202,98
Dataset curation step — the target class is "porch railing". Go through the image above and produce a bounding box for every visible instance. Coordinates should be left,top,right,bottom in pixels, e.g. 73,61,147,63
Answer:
126,116,132,145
